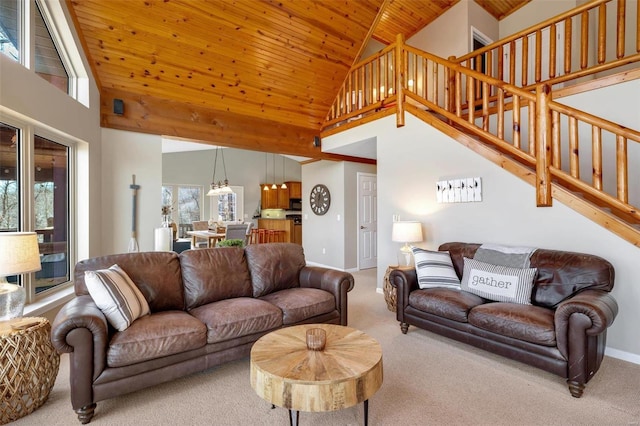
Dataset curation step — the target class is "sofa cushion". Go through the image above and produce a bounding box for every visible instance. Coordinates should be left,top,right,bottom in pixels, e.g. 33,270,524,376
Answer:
260,288,335,324
412,248,461,289
189,297,283,344
84,264,150,331
468,303,556,346
180,247,253,310
461,257,537,305
74,252,185,312
245,243,306,297
528,249,615,307
409,288,485,323
107,311,207,367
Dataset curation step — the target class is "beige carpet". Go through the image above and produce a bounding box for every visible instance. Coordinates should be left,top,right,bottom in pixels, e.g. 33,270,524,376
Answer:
13,269,640,425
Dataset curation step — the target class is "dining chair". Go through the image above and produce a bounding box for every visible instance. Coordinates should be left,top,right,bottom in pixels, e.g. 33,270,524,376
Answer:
224,223,251,246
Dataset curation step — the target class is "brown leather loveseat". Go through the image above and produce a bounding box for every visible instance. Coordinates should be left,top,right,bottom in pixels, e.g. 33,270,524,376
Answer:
51,243,354,423
390,242,618,398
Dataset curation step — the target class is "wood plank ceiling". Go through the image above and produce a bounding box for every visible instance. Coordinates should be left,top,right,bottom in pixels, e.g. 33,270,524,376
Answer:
68,0,530,162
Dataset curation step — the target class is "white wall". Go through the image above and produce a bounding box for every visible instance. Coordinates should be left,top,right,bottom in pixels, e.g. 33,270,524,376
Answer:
499,0,578,39
101,129,162,254
468,0,499,45
302,161,346,268
407,1,469,59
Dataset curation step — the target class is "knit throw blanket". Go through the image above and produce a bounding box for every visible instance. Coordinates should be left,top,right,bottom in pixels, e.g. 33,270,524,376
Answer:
473,243,536,268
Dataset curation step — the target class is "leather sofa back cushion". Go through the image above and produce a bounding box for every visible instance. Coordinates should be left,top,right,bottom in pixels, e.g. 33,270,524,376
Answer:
245,243,306,297
440,242,615,308
74,252,184,312
180,247,253,310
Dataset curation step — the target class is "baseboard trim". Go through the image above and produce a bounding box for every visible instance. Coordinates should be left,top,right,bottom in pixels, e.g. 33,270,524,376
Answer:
605,347,640,365
305,261,344,271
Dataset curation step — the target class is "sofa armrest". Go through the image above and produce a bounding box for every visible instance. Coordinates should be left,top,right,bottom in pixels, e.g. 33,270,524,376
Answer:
554,289,618,360
51,295,109,380
299,266,354,325
389,268,419,322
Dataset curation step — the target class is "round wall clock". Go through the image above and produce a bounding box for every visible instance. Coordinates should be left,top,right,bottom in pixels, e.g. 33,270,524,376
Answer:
310,184,331,216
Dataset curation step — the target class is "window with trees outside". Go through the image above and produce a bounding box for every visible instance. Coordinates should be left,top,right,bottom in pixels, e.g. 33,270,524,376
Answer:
210,186,244,223
162,184,203,238
1,122,71,299
1,0,70,94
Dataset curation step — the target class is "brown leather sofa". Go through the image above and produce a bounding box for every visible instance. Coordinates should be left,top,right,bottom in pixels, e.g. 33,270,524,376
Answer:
390,242,618,398
51,243,354,424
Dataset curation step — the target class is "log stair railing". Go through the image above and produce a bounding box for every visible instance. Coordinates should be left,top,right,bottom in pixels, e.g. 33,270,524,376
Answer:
322,34,640,246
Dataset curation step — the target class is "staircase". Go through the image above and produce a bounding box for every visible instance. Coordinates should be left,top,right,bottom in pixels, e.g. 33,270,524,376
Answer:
321,0,640,247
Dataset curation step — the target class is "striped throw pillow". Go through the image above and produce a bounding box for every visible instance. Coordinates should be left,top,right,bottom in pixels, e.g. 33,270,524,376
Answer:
461,257,537,305
85,264,150,331
412,247,461,289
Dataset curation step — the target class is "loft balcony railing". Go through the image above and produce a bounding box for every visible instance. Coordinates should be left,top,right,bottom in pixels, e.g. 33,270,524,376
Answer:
454,0,640,91
323,0,640,244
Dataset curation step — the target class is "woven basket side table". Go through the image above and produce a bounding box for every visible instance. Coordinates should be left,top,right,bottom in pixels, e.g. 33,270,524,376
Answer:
0,317,60,424
383,266,413,312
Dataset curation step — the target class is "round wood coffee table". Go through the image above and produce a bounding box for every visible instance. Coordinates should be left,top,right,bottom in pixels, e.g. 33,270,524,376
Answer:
250,324,383,425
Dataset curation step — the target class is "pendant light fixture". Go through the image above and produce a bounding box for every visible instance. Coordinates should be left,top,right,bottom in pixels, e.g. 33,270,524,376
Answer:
207,147,233,196
206,148,220,196
271,154,277,189
218,148,233,194
281,156,287,189
263,153,269,191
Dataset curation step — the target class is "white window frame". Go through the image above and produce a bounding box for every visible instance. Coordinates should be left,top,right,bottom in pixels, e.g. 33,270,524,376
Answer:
3,0,90,106
1,114,76,305
209,186,244,222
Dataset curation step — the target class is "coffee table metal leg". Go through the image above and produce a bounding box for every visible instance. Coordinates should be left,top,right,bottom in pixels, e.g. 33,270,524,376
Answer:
364,399,369,426
289,409,299,426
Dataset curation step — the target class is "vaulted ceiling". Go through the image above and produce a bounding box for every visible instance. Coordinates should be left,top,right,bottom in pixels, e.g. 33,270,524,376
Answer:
68,0,531,161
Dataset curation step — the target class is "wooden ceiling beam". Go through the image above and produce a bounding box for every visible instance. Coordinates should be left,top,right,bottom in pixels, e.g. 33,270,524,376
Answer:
101,88,374,164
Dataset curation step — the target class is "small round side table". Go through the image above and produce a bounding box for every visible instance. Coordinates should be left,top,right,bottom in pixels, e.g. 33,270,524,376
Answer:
383,265,413,312
0,317,60,424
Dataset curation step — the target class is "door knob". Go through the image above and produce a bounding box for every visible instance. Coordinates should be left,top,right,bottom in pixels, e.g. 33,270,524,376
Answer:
360,225,366,229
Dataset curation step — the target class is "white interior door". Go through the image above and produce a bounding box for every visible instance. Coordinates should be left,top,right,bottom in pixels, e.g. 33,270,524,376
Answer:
358,173,377,269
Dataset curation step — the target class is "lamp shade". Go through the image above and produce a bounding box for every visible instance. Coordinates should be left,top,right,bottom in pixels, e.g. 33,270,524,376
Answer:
0,232,42,276
391,221,423,243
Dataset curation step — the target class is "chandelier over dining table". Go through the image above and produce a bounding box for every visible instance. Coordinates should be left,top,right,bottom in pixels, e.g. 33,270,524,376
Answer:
207,147,233,196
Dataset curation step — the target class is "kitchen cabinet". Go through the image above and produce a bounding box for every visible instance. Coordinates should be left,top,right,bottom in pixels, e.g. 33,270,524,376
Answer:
260,185,279,209
261,184,298,209
277,187,289,209
286,181,302,199
293,223,302,245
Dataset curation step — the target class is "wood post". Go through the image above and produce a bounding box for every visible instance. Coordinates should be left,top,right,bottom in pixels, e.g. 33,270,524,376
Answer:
536,84,552,207
447,56,456,115
395,33,405,127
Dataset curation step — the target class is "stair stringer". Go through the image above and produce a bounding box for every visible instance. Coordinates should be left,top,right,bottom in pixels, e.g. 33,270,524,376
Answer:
406,103,640,248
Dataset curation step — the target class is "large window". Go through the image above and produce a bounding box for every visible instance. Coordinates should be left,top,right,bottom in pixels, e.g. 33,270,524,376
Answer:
0,121,72,298
0,0,78,97
162,184,203,238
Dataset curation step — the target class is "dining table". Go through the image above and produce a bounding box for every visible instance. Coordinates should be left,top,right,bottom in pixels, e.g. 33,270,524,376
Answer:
186,230,226,248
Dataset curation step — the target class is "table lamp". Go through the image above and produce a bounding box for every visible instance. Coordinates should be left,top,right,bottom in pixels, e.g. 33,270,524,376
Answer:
392,221,423,266
0,232,42,321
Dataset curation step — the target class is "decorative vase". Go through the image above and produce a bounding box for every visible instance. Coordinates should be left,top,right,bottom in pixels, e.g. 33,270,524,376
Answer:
0,282,26,321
